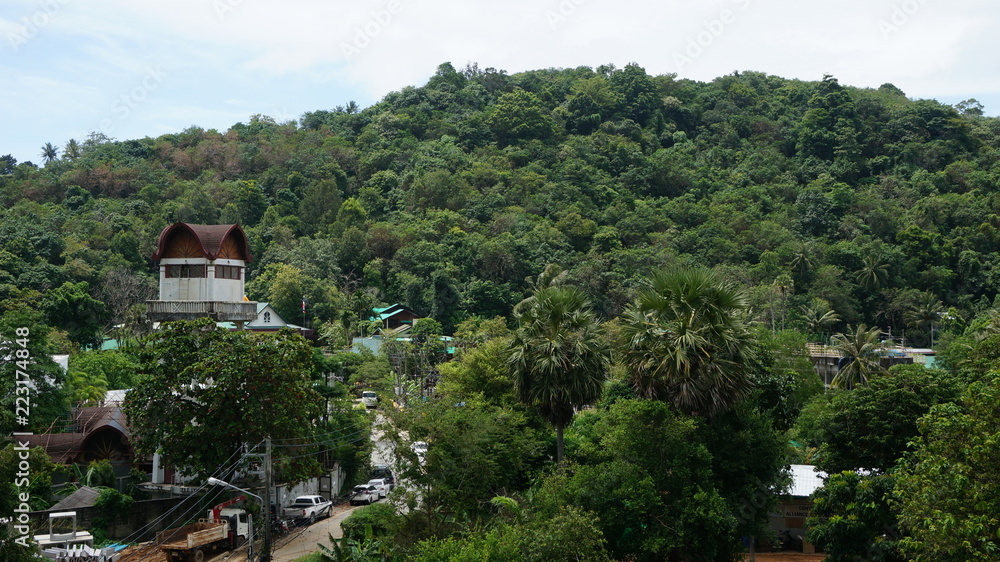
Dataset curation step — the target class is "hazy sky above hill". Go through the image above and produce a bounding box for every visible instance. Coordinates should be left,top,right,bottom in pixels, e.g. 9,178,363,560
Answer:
2,0,997,165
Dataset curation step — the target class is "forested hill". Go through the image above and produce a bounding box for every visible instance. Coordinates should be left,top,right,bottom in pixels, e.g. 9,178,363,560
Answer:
3,62,999,346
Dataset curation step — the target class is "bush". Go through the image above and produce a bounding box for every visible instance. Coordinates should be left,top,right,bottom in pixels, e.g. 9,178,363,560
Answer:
339,502,399,543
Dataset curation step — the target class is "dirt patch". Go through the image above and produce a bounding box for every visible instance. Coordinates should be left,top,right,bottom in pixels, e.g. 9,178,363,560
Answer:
746,553,826,561
118,543,167,562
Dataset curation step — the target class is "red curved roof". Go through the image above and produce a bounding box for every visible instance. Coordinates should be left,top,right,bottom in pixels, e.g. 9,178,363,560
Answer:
151,223,253,262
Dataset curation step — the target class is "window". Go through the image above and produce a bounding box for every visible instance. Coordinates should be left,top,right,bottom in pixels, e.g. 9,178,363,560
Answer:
215,265,242,279
165,264,206,278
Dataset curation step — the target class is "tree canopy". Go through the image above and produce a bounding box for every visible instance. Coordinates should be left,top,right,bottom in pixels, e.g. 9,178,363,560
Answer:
122,319,324,482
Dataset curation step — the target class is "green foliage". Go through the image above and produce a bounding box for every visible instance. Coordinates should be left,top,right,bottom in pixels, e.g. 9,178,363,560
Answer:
534,399,743,561
4,64,1000,559
894,373,1000,561
0,524,42,562
621,267,754,418
817,364,960,473
806,471,903,562
91,488,134,543
0,312,68,434
436,337,514,405
508,272,610,462
411,505,610,562
385,398,549,532
339,503,401,543
82,459,115,488
123,319,323,482
485,89,555,146
68,350,139,392
829,324,886,389
0,444,56,513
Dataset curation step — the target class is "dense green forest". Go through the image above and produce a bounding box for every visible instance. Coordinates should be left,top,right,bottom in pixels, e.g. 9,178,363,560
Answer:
5,62,1000,560
2,62,999,345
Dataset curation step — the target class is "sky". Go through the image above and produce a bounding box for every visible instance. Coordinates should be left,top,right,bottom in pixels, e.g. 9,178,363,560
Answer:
2,0,998,166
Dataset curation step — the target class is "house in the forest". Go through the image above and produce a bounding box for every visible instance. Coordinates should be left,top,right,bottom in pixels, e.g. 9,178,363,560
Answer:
146,223,258,328
371,304,423,333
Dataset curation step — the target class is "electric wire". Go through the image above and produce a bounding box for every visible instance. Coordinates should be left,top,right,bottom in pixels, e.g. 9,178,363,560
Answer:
116,440,266,562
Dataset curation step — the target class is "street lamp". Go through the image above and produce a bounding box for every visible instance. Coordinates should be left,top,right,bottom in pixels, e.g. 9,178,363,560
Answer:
207,477,269,562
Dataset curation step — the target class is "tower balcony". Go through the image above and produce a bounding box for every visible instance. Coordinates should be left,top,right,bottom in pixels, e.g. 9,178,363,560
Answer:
146,300,258,323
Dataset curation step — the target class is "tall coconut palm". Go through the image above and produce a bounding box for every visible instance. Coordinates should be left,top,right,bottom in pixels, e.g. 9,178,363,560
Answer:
40,142,58,164
829,324,885,389
905,292,944,348
63,138,82,160
620,268,754,418
800,297,840,340
508,282,609,463
856,255,889,291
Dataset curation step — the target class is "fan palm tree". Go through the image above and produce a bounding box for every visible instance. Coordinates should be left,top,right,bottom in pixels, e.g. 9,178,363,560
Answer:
620,268,754,418
829,324,885,389
508,282,610,464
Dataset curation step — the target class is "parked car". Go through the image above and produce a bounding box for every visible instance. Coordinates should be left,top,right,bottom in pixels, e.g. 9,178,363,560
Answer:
349,485,378,506
361,390,378,409
367,478,390,498
372,464,394,488
281,495,333,524
412,441,428,464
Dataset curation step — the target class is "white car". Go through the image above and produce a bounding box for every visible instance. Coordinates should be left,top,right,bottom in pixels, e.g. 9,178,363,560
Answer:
361,391,378,409
349,485,378,506
367,478,390,498
412,441,428,463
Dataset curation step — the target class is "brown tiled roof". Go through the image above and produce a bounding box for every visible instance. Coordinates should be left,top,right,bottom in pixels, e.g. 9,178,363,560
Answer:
21,433,86,464
151,223,253,262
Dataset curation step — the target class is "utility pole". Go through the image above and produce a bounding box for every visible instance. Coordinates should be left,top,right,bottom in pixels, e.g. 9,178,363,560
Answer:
262,437,272,562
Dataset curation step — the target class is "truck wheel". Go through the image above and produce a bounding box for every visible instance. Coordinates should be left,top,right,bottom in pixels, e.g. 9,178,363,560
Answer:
308,513,316,525
192,549,205,562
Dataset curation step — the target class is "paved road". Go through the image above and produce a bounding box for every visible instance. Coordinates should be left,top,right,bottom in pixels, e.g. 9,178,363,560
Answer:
270,503,361,561
269,412,397,561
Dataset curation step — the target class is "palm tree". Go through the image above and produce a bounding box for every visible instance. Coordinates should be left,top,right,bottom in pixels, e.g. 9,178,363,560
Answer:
905,292,944,348
772,274,794,331
63,138,82,160
790,240,817,279
508,282,609,463
40,142,58,164
800,297,840,340
620,268,754,418
856,255,889,291
829,324,885,389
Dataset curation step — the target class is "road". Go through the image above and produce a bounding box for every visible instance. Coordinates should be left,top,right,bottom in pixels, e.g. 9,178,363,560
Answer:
270,503,359,561
268,412,397,561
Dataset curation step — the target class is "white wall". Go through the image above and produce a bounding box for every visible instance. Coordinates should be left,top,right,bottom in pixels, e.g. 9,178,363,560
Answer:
158,258,245,301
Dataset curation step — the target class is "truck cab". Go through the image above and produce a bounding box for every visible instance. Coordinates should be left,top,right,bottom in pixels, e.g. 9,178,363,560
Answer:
215,508,251,545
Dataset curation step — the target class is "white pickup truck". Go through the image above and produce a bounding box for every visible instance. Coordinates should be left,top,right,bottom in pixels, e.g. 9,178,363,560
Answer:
281,495,333,524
